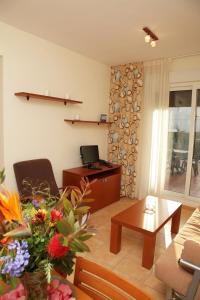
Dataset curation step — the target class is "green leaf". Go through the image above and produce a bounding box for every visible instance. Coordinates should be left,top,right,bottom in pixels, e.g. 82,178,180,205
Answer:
62,236,69,246
63,198,73,213
74,221,80,231
0,280,5,295
67,210,75,227
71,190,79,206
69,241,80,252
78,234,94,241
56,219,72,235
75,206,90,215
52,251,75,276
84,189,92,196
4,224,32,238
0,168,5,184
69,238,90,252
42,260,53,283
10,277,17,289
0,247,5,257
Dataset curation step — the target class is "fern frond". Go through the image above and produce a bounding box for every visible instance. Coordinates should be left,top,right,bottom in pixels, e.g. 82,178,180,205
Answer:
42,260,53,283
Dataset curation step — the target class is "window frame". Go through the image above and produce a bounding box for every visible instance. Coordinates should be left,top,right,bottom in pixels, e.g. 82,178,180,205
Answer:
160,81,200,206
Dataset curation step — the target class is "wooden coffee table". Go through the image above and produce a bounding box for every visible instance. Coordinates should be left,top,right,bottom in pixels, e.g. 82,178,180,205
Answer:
110,196,182,269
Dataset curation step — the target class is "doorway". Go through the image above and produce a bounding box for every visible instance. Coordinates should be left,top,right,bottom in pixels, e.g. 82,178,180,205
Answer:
163,83,200,201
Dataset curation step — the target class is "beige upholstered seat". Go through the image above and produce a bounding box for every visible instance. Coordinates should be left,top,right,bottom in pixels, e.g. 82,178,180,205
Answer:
155,208,200,299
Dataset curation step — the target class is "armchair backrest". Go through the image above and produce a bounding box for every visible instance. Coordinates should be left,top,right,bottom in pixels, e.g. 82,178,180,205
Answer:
13,159,59,198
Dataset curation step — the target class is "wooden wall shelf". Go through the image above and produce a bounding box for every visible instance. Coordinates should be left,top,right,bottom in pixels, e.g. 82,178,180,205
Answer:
15,92,83,105
64,119,112,125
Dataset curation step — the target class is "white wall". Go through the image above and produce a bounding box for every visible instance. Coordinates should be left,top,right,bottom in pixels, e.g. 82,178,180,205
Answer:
0,22,110,189
170,54,200,83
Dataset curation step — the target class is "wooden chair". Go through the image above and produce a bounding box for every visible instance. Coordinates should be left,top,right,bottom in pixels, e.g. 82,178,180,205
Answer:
74,257,153,300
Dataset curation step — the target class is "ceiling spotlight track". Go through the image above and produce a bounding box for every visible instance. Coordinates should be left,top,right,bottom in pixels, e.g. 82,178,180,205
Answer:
143,27,158,47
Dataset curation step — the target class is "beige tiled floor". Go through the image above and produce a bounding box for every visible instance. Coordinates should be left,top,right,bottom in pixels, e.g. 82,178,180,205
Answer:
79,198,194,300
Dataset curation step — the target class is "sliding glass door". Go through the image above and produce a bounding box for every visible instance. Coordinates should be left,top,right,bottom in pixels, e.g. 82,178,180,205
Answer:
163,84,200,202
189,89,200,197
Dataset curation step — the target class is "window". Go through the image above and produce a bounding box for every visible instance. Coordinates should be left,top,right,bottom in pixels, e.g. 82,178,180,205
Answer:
163,84,200,202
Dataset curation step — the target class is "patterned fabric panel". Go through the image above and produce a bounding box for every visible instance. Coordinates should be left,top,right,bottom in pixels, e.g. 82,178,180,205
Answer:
108,63,144,198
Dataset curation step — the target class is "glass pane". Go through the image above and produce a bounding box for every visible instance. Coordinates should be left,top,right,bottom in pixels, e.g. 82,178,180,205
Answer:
190,89,200,197
164,90,192,194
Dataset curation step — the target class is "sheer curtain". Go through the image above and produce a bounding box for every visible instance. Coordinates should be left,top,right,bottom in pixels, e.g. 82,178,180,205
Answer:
137,59,171,199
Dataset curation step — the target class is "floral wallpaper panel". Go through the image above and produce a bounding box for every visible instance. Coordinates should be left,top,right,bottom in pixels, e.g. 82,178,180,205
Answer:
108,62,143,198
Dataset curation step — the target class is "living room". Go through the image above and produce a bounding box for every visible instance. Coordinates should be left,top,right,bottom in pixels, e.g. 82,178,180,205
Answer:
0,0,200,299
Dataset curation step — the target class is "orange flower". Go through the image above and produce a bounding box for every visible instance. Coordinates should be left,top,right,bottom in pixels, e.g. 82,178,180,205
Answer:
0,190,22,224
0,236,11,245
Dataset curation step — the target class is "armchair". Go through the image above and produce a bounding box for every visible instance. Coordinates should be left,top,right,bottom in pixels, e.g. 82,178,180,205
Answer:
13,158,60,199
173,240,200,300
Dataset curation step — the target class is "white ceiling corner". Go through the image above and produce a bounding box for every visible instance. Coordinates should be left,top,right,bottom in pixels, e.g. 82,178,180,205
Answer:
0,0,200,65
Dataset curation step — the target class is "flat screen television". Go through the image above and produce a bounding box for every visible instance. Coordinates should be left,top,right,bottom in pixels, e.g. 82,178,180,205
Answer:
80,145,99,166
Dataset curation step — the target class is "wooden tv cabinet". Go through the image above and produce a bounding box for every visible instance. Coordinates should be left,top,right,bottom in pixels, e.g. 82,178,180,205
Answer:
63,164,121,213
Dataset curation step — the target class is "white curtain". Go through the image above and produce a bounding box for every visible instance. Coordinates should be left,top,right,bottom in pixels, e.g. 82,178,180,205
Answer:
137,59,171,199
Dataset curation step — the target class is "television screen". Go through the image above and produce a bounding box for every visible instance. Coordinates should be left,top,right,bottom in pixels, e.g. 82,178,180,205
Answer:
80,145,99,165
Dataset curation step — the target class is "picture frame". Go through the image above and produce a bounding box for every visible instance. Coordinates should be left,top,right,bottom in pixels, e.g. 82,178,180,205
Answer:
100,114,107,122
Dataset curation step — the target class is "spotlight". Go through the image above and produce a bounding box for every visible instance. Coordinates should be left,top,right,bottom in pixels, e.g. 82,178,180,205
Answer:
143,27,158,48
150,40,156,47
145,34,151,43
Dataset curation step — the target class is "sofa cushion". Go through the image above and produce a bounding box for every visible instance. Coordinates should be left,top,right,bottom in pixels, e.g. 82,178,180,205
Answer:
174,208,200,245
185,208,200,228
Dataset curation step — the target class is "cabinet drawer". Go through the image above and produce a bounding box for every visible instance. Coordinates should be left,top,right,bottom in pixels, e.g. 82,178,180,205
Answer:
88,173,121,212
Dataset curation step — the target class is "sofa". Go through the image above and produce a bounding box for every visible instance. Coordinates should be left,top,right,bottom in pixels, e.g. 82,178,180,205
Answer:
155,207,200,299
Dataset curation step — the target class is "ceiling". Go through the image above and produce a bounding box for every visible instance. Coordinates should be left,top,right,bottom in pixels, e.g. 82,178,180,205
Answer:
0,0,200,65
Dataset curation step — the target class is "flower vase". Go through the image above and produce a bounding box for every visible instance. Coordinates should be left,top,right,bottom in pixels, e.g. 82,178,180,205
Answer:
21,271,48,300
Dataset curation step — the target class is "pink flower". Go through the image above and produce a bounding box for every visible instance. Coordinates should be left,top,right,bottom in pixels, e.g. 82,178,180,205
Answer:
0,283,25,300
48,233,69,258
48,279,72,300
50,209,63,222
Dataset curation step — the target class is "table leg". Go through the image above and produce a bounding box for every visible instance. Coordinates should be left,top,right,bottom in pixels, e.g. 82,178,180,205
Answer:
142,234,156,269
171,206,182,234
110,222,122,254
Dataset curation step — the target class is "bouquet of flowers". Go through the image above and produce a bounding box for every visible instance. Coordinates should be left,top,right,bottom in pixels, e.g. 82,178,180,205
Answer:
0,169,95,299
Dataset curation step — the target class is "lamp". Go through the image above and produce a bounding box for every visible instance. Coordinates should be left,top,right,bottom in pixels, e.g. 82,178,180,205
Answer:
143,27,158,47
150,40,156,47
144,34,151,43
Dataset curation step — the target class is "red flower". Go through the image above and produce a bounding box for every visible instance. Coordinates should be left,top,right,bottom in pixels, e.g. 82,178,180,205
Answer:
50,209,63,222
48,233,69,258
